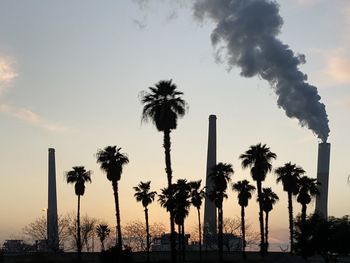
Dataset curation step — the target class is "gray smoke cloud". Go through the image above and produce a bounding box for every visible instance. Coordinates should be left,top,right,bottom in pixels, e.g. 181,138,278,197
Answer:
193,0,330,142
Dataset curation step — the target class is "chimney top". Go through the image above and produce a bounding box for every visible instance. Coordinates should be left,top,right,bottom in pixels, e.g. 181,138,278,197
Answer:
209,114,217,120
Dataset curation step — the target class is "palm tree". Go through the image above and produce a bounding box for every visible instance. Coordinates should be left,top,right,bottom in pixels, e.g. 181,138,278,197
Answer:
189,180,206,261
209,162,234,262
297,176,320,226
173,179,191,261
96,146,129,249
232,180,256,259
275,162,305,253
133,181,157,262
140,79,187,261
96,224,111,251
240,143,276,255
65,166,92,256
261,188,279,252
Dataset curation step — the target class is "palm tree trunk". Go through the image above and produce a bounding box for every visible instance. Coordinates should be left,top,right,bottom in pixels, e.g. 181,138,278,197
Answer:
301,203,307,259
182,223,186,261
178,224,181,261
145,207,150,263
163,129,176,262
77,195,82,261
241,205,246,260
112,180,123,249
197,208,202,261
265,212,269,253
287,192,294,254
218,207,223,263
301,204,307,227
256,180,265,256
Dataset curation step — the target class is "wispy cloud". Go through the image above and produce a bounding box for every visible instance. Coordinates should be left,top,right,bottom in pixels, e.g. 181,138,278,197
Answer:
0,55,68,132
296,0,322,7
325,49,350,84
0,56,17,95
320,3,350,85
0,104,68,132
334,97,350,109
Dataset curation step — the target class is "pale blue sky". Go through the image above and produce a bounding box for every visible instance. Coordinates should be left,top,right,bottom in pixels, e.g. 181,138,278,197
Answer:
0,0,349,247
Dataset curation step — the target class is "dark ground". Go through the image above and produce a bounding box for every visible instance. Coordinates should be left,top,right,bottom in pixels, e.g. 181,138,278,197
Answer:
1,251,349,263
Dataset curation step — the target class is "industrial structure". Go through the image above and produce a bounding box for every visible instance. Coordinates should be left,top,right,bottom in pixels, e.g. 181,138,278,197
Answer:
47,148,59,251
315,142,331,218
203,115,217,247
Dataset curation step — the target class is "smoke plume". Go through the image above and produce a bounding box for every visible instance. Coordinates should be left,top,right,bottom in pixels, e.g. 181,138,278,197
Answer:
193,0,330,142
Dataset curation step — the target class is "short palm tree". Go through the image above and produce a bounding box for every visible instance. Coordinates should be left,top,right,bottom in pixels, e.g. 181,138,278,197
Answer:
65,166,92,256
297,176,320,226
209,162,234,262
140,79,187,262
240,143,276,255
261,188,279,252
189,180,206,261
173,179,191,261
232,180,256,259
133,181,157,262
96,146,129,249
96,224,111,251
275,162,305,253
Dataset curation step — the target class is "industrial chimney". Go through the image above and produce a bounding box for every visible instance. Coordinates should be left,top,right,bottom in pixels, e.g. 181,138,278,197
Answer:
47,148,59,251
315,142,331,218
203,115,217,247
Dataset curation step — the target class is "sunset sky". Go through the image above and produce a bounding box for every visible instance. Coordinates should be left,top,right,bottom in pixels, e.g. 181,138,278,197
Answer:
0,0,349,248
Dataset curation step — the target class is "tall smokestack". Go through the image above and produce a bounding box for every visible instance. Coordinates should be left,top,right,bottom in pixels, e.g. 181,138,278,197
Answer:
47,148,59,251
203,114,217,246
315,142,331,218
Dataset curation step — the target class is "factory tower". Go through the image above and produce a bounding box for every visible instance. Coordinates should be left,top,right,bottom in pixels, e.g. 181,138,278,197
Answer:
315,142,331,218
47,148,59,251
203,115,217,246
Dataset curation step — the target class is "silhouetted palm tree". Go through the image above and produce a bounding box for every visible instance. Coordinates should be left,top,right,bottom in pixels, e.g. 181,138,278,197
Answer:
297,176,320,226
173,179,191,261
189,180,206,261
209,162,234,262
133,181,157,262
240,143,276,255
96,146,129,249
65,166,92,257
275,162,305,253
232,180,256,259
261,188,279,252
96,224,111,251
140,79,188,261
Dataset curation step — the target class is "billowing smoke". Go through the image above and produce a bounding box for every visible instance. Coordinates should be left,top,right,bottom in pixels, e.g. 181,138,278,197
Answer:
193,0,330,142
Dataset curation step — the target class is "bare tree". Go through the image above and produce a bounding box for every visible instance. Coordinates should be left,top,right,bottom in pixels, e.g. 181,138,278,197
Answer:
23,215,70,250
123,220,166,252
222,217,259,251
66,213,98,252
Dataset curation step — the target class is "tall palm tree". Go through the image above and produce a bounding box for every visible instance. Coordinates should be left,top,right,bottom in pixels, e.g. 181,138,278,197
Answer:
96,146,129,249
189,180,206,261
261,188,279,252
96,224,111,251
133,181,157,262
209,162,234,262
232,180,256,259
65,166,92,256
297,176,320,226
240,143,276,255
140,79,187,261
275,162,305,253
